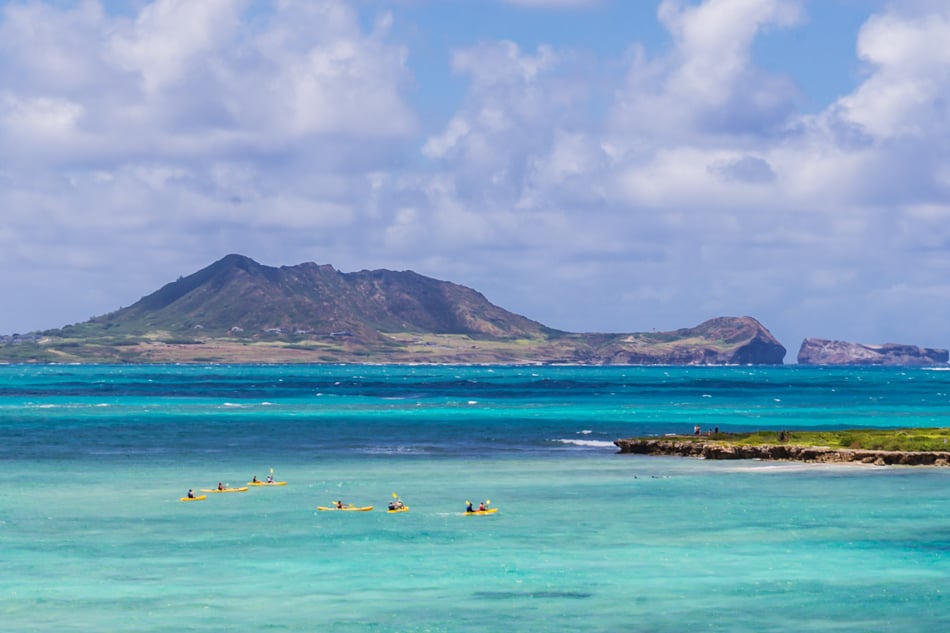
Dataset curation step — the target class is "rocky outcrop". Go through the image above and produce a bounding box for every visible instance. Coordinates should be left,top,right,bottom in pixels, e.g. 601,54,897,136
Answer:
797,338,948,366
587,316,786,365
614,438,950,466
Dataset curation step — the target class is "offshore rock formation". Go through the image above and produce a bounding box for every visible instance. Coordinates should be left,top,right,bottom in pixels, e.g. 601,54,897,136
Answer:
797,338,949,366
614,438,950,467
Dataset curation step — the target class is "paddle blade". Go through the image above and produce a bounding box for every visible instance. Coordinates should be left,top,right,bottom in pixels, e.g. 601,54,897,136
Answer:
392,492,399,498
486,499,491,506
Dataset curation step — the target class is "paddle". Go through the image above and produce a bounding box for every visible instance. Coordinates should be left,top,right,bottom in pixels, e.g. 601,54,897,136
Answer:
465,499,490,512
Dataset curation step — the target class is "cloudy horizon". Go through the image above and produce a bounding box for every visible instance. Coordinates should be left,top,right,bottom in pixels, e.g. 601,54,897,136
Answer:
2,0,948,358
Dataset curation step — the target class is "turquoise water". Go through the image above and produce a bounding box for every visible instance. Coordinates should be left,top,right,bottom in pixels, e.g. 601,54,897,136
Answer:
2,365,950,632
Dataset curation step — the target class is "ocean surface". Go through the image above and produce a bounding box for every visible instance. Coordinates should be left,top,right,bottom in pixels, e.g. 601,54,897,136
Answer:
2,364,949,632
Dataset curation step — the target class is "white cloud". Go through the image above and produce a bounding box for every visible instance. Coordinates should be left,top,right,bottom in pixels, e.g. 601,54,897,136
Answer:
422,40,589,199
422,116,471,159
0,0,109,92
0,94,84,139
108,0,240,95
611,0,803,141
834,7,950,140
249,2,416,139
5,0,950,355
0,0,417,168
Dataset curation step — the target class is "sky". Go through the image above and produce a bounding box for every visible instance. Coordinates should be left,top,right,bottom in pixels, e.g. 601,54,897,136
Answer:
2,0,949,360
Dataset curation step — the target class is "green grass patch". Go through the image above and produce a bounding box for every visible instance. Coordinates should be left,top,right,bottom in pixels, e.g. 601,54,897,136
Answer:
656,429,950,452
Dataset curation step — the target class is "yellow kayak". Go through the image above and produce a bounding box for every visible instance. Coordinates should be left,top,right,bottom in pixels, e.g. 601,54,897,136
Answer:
200,487,249,493
247,481,287,486
387,506,410,513
317,505,374,512
180,495,206,502
464,508,498,515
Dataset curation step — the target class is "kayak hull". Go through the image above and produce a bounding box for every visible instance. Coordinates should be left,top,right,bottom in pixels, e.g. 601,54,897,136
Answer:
180,495,207,502
317,506,374,512
200,487,249,493
248,481,287,486
387,506,410,513
464,508,498,515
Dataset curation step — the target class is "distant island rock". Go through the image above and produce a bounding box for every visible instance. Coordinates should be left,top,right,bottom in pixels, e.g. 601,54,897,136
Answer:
797,338,948,366
1,254,786,365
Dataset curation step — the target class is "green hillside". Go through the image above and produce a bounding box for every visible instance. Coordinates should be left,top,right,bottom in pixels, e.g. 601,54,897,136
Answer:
1,255,787,365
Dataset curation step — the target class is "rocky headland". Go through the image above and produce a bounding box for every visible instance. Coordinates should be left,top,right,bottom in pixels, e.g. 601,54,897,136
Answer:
614,437,950,466
797,338,948,366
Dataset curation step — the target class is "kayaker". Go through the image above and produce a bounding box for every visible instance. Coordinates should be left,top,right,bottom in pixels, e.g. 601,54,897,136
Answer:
336,500,344,509
252,475,259,483
466,501,474,513
478,501,486,511
218,482,224,491
266,474,274,483
187,489,195,499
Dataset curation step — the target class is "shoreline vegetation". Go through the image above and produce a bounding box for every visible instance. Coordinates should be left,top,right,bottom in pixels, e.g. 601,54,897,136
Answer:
614,429,950,467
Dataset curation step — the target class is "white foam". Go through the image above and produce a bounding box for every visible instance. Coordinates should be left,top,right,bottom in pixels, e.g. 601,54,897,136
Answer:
553,438,616,448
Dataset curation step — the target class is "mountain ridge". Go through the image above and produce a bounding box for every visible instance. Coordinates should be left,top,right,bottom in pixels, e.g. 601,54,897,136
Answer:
1,254,786,365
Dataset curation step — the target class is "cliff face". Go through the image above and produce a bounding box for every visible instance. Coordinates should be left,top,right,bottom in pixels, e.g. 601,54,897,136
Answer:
797,338,949,366
584,316,786,365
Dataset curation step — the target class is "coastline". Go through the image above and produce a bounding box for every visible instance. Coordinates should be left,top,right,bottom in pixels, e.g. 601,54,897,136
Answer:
614,437,950,467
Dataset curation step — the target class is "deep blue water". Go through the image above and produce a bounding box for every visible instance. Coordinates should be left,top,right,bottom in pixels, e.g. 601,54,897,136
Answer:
3,364,949,460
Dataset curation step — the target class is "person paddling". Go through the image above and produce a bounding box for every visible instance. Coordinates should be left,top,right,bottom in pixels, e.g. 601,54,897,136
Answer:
187,489,195,499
